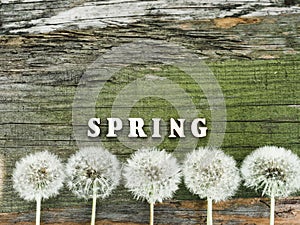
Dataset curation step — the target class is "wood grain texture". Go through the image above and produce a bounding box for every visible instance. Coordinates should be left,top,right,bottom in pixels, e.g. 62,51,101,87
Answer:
1,0,300,34
0,198,300,224
0,0,300,224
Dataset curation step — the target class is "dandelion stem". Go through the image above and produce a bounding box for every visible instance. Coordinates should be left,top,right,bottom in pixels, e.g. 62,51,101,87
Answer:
207,197,213,225
91,182,97,225
36,196,41,225
150,202,154,225
270,194,275,225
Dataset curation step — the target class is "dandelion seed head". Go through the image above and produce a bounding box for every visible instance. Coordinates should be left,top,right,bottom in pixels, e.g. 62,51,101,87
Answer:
183,147,241,202
123,148,181,204
65,147,121,200
13,151,65,201
241,146,300,197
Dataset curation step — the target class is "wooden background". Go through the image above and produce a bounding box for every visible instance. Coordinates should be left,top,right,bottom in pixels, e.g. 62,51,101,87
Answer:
0,0,300,224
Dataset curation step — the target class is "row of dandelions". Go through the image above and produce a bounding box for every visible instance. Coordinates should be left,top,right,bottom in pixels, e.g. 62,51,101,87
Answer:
12,146,300,225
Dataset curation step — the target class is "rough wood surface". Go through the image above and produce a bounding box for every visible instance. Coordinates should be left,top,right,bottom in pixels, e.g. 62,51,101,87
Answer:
1,198,300,224
1,0,300,34
0,0,300,224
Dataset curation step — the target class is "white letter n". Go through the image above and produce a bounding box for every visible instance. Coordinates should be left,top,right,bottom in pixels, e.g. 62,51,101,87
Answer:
169,118,185,138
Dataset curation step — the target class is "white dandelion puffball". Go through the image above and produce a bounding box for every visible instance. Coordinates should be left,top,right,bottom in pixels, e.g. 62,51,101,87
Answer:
183,147,241,202
65,147,121,200
123,148,181,204
241,146,300,197
13,151,65,201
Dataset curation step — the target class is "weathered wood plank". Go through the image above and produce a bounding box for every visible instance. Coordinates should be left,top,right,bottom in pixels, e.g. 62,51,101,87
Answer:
0,198,300,224
1,0,300,34
1,14,299,61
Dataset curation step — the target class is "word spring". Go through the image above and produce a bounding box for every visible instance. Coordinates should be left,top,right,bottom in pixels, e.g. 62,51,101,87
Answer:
87,118,207,138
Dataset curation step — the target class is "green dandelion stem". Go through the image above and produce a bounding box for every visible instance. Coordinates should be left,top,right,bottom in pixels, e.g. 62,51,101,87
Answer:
91,182,97,225
207,197,213,225
36,196,41,225
150,202,154,225
270,194,275,225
